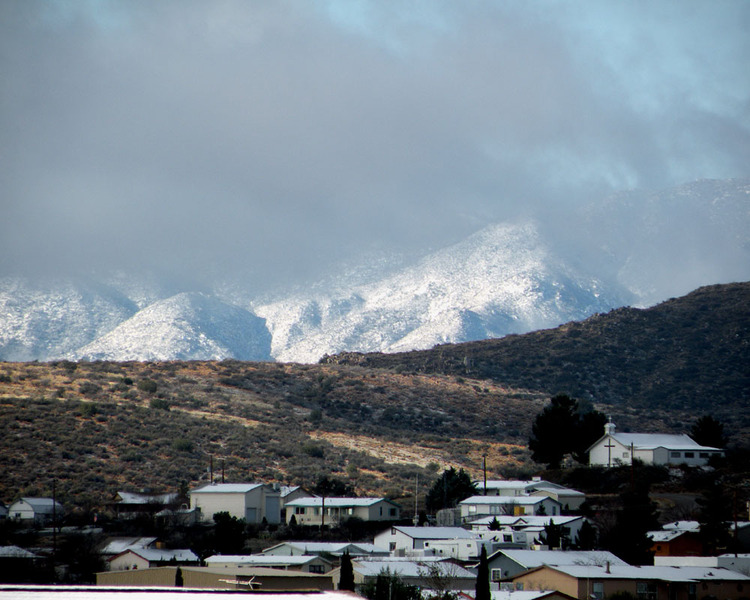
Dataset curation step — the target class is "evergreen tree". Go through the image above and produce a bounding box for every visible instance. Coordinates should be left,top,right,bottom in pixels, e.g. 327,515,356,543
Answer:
697,481,732,554
175,567,184,588
604,484,659,565
339,550,355,592
425,468,477,512
539,520,565,549
573,520,598,550
690,415,727,448
475,546,491,600
529,394,607,468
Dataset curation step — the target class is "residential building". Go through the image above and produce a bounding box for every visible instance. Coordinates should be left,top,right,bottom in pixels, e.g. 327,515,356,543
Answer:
110,491,178,519
654,554,750,575
488,549,627,580
261,541,389,559
344,557,476,592
284,497,399,526
189,482,280,524
509,564,750,600
97,565,336,591
374,526,475,554
460,496,562,522
469,516,588,550
108,547,199,571
205,554,334,573
476,480,586,512
648,529,703,557
8,497,63,524
588,422,723,467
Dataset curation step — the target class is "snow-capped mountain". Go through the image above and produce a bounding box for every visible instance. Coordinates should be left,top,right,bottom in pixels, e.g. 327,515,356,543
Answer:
0,179,747,364
71,292,272,362
254,221,628,362
0,277,137,361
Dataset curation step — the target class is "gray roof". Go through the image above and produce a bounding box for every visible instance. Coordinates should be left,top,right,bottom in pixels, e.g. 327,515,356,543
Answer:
285,497,396,508
205,554,331,566
100,537,157,555
354,558,475,579
496,550,628,568
13,498,63,514
190,483,265,494
461,495,557,506
0,545,39,559
115,548,199,563
115,491,177,505
390,526,475,540
543,565,750,582
610,433,720,451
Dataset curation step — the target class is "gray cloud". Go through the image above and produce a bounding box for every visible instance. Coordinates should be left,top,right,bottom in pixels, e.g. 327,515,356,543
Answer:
2,0,748,291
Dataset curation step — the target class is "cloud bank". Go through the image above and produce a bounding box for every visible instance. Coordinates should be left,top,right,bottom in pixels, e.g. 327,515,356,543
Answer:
2,0,748,291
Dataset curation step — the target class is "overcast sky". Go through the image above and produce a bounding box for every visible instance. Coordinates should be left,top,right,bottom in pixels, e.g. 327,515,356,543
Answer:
2,0,748,291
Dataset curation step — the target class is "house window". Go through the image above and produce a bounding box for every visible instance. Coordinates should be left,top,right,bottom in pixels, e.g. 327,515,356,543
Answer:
503,534,513,542
389,542,396,551
515,583,524,591
295,507,305,515
687,583,696,600
592,582,604,600
637,581,657,600
491,569,502,582
684,452,694,458
469,505,477,513
623,452,630,458
699,453,709,459
309,565,324,574
670,452,681,458
390,508,397,517
391,527,396,535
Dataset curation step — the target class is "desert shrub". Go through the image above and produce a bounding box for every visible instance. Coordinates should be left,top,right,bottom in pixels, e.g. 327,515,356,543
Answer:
78,382,101,397
173,438,194,453
138,379,158,393
149,398,170,411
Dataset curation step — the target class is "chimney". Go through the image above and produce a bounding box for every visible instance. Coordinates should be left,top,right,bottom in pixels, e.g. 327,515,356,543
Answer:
605,561,611,574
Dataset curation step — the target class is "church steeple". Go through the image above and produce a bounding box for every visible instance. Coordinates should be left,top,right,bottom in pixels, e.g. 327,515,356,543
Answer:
604,418,616,436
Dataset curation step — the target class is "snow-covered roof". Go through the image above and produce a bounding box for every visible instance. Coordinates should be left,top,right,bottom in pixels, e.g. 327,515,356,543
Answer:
390,526,476,540
490,591,569,600
115,491,177,505
285,497,395,508
205,554,330,566
113,548,198,563
0,545,39,559
610,433,720,451
541,565,750,582
14,498,62,514
263,541,385,555
190,483,265,494
648,530,687,543
461,495,556,505
470,516,582,528
100,537,157,555
496,550,627,568
353,559,475,579
279,485,303,497
662,521,700,531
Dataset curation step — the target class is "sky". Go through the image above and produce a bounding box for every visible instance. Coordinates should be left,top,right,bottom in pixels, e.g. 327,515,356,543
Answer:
1,0,749,293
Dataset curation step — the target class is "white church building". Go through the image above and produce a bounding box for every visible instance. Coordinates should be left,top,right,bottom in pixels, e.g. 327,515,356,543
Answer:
588,421,724,467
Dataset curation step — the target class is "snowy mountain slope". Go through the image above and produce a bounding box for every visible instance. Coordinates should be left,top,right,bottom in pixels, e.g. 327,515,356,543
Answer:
255,221,630,362
71,292,272,361
0,277,138,361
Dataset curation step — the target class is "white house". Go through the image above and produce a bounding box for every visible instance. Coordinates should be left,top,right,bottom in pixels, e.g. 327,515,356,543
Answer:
284,497,400,526
189,483,280,524
108,548,199,571
588,421,724,467
374,526,476,554
475,480,586,512
469,516,588,550
459,496,562,522
8,498,63,524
